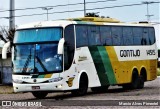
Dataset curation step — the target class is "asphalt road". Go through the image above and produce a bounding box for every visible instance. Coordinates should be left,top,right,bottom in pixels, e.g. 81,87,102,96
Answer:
0,77,160,108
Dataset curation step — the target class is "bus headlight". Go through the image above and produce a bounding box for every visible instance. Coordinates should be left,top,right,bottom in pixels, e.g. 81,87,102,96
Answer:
48,77,63,83
13,79,23,84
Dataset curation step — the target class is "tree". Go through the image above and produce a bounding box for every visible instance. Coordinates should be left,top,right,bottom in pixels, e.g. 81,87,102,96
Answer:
0,27,15,43
0,26,15,54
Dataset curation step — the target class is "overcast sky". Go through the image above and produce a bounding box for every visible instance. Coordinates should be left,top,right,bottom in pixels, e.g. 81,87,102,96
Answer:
0,0,159,47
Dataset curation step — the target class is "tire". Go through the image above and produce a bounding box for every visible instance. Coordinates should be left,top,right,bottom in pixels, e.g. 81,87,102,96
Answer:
123,71,139,90
72,74,88,96
91,86,109,93
32,91,48,99
137,76,144,89
130,71,139,89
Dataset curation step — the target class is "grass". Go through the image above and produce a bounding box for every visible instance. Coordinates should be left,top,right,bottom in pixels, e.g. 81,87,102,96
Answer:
0,86,14,94
157,68,160,76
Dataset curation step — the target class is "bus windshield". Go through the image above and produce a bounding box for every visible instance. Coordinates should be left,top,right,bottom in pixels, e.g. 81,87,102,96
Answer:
14,27,62,43
12,28,63,74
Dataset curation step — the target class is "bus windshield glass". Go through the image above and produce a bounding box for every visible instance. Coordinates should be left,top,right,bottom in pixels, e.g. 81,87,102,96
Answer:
12,28,63,74
14,28,62,43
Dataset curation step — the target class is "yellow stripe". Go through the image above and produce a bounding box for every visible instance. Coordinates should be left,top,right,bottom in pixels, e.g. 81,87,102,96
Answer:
44,74,52,78
93,22,104,25
105,46,120,83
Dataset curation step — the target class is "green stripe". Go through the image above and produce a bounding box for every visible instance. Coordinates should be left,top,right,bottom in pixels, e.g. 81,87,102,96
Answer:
89,46,109,86
38,75,45,78
97,46,117,85
31,75,45,78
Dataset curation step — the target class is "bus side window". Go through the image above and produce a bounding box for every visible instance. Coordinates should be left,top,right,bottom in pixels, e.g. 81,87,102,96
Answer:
87,26,101,46
64,25,75,70
133,27,142,45
148,27,155,45
112,26,123,46
123,27,133,45
76,25,88,47
100,26,112,46
88,26,96,46
142,28,149,45
95,32,101,45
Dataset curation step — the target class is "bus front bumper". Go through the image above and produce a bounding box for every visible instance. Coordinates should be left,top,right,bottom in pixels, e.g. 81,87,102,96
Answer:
13,81,64,92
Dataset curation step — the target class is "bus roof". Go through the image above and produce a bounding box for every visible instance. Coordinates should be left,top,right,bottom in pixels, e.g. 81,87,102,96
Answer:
17,17,153,30
68,17,121,23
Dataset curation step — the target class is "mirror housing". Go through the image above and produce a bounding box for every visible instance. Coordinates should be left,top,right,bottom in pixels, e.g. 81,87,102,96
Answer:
2,42,10,59
57,38,65,54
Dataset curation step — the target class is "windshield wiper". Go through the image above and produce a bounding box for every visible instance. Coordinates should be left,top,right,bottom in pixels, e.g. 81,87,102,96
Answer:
35,56,48,72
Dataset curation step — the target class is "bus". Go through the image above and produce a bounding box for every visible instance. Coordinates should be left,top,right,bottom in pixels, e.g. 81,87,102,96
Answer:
2,17,158,99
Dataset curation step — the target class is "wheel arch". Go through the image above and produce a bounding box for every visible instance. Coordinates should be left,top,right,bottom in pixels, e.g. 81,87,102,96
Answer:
77,71,89,88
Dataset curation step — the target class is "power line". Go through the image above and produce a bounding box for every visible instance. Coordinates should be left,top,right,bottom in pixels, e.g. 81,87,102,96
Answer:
126,17,160,22
0,0,116,13
0,1,159,19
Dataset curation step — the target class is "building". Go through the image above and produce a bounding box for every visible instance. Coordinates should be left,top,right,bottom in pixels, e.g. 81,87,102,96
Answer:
0,42,12,85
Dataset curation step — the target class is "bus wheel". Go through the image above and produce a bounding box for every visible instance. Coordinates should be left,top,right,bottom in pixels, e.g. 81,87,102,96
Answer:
123,71,139,90
137,75,144,89
32,91,48,99
72,73,88,96
130,71,139,89
91,86,109,93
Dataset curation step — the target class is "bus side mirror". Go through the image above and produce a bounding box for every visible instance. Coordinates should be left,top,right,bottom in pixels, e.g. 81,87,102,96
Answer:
2,42,10,59
58,38,65,54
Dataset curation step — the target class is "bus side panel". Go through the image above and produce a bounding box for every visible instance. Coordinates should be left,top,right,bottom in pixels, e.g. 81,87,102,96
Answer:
105,46,129,84
107,45,157,84
147,60,157,80
88,46,117,86
73,47,101,87
65,44,157,90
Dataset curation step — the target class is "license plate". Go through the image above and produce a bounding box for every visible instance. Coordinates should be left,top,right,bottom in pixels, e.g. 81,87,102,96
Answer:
32,86,40,90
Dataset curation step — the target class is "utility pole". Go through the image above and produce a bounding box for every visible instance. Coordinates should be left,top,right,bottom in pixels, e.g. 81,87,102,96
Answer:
142,1,154,22
42,7,53,21
9,0,15,30
84,0,86,17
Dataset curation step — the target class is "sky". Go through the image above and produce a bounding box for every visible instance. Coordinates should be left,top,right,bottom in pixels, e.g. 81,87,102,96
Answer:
0,0,159,47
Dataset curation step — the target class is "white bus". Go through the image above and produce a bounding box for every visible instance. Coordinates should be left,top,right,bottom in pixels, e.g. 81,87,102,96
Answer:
2,17,158,98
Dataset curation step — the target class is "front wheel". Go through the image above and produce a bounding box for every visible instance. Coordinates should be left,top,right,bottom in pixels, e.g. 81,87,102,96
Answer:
32,91,48,99
71,74,88,96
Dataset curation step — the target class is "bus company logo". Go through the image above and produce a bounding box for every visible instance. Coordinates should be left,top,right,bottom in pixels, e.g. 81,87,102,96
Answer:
120,49,140,57
2,101,12,107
